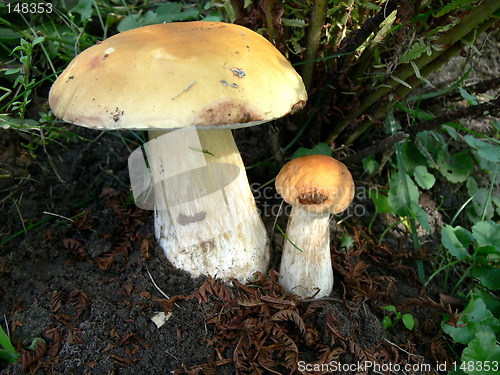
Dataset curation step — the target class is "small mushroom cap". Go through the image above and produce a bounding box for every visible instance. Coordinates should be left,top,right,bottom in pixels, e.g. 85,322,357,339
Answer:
49,21,307,130
275,155,354,214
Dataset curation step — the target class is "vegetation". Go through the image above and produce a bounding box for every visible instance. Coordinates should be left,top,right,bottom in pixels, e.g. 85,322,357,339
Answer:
1,0,499,373
0,324,18,364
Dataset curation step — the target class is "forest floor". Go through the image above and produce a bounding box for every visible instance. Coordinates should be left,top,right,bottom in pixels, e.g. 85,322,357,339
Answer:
1,31,498,375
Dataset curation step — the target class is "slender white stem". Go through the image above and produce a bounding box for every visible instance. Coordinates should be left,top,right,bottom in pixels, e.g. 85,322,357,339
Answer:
279,205,333,298
148,128,269,280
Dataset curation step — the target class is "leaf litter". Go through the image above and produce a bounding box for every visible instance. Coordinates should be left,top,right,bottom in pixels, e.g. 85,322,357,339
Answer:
0,127,461,374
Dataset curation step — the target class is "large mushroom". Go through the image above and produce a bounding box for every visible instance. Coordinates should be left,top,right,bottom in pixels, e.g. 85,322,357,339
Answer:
49,21,307,280
275,155,354,298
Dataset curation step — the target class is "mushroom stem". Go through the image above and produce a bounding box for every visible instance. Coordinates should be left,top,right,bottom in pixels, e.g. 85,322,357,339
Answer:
279,205,333,298
148,128,270,280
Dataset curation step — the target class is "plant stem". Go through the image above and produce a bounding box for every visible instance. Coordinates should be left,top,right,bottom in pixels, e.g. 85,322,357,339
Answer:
341,14,499,145
425,258,463,290
482,164,497,221
301,0,328,91
327,0,500,143
394,138,425,282
262,0,277,42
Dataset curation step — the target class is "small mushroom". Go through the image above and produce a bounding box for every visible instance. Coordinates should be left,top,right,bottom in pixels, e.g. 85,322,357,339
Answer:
275,155,354,298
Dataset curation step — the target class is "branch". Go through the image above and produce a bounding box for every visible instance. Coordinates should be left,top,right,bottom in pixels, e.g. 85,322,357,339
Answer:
418,76,500,104
343,131,407,166
342,95,499,165
301,0,328,91
408,95,500,136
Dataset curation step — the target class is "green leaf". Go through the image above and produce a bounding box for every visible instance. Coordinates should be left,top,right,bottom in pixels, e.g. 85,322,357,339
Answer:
461,330,500,368
441,225,474,260
416,131,447,160
382,316,393,330
436,149,473,183
458,87,479,105
413,165,435,190
464,135,500,163
411,201,431,232
472,220,500,248
155,3,198,22
363,2,381,10
3,67,23,76
436,0,480,18
27,337,45,351
400,39,431,64
492,194,500,216
384,112,402,134
402,313,415,331
291,143,332,159
155,2,182,16
362,155,379,175
0,27,22,42
471,265,500,290
475,245,498,258
441,298,500,345
0,326,18,363
281,18,307,27
473,289,500,317
370,190,391,214
71,0,93,20
387,171,419,216
118,12,158,32
466,178,495,222
32,36,45,46
402,139,429,172
382,305,397,312
339,233,354,250
492,120,500,132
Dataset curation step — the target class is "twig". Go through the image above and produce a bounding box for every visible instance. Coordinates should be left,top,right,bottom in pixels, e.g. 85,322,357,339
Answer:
384,338,425,359
296,296,343,304
43,211,74,222
2,315,10,338
421,76,500,104
145,264,182,309
343,131,408,166
408,94,500,136
260,295,296,306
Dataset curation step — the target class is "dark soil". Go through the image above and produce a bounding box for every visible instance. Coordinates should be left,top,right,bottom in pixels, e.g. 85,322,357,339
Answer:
1,125,456,374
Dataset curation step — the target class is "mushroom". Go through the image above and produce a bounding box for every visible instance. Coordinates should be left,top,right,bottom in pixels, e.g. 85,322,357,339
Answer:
49,22,307,280
275,155,354,298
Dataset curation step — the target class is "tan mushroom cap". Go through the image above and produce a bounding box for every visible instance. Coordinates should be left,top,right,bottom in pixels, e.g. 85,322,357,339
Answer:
275,155,355,214
49,21,307,130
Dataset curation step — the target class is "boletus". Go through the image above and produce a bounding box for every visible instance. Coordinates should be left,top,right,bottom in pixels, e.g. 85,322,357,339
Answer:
275,155,354,298
49,22,307,280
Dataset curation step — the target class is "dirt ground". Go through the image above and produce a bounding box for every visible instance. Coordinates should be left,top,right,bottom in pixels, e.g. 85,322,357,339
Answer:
0,118,459,375
3,28,499,375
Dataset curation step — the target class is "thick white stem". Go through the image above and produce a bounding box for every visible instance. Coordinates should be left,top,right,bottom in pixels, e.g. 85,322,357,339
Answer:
279,205,333,298
148,128,269,280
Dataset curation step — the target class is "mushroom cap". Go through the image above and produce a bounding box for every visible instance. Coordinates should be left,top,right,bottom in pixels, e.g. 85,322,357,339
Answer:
49,21,307,130
275,155,355,214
